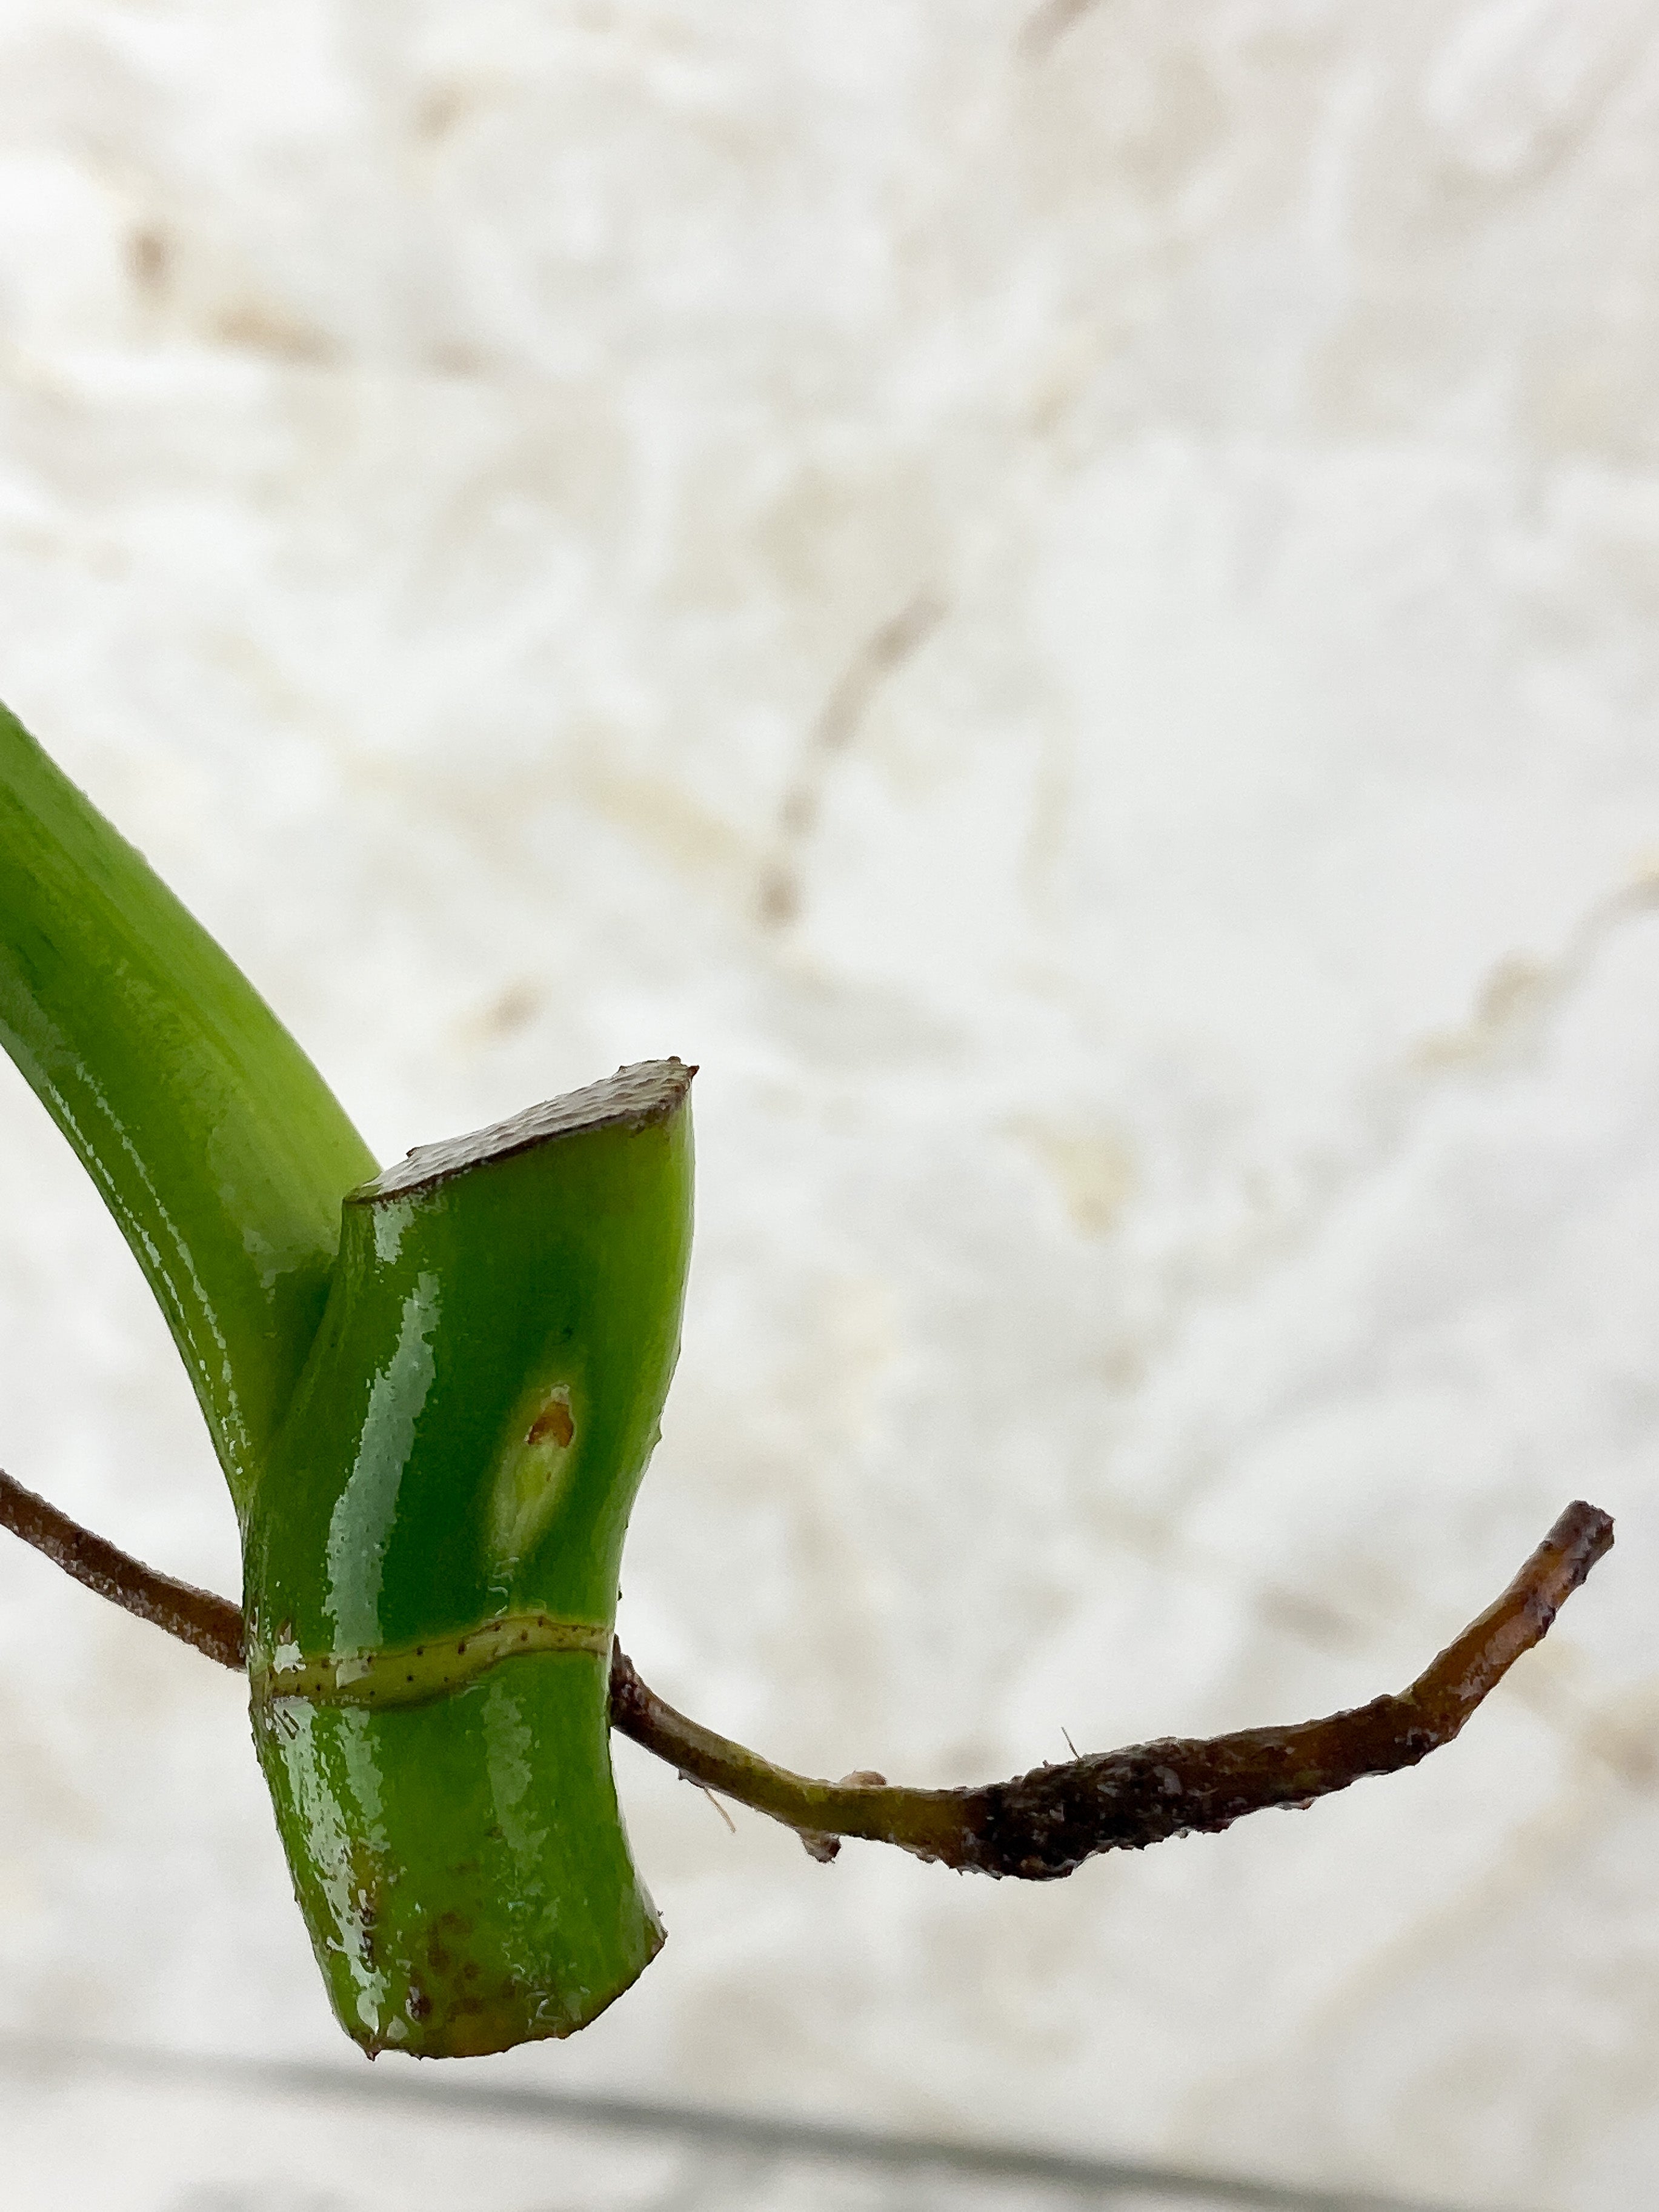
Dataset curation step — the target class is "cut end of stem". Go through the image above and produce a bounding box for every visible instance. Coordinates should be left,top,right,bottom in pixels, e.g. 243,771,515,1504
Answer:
357,1059,696,1204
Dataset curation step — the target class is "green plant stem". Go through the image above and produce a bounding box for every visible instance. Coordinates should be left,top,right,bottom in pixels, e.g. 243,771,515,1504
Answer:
0,1469,1612,1879
240,1064,694,2055
0,701,1617,2053
0,702,699,2054
0,708,374,1510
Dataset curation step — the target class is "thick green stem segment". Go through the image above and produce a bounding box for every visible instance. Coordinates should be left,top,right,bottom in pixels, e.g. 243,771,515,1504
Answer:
0,705,375,1509
0,702,696,2057
244,1062,695,2056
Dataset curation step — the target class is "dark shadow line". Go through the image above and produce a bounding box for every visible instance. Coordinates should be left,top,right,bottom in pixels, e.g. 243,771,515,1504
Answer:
759,589,946,925
1019,0,1106,62
0,2038,1510,2212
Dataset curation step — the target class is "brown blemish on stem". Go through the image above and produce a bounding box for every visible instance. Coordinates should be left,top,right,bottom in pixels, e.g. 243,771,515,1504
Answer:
528,1390,574,1449
0,1469,1612,1882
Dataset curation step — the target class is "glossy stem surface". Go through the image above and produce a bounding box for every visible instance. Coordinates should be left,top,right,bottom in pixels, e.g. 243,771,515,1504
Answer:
0,702,699,2056
244,1063,695,2054
0,705,374,1511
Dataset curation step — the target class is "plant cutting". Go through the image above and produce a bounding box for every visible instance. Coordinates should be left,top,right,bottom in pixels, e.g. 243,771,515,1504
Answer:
0,701,1614,2060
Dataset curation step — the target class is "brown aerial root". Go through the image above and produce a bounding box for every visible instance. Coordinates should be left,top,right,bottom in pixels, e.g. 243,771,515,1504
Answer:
0,1467,1612,1880
0,1467,246,1670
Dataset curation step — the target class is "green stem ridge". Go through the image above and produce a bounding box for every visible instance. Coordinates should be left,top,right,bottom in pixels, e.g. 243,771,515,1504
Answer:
255,1613,614,1711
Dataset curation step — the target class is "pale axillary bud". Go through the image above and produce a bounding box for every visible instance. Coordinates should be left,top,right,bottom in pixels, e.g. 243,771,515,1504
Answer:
800,1772,888,1864
489,1381,580,1566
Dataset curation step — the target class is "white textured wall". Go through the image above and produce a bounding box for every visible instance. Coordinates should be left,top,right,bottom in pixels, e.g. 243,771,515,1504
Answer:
0,4,1657,2207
